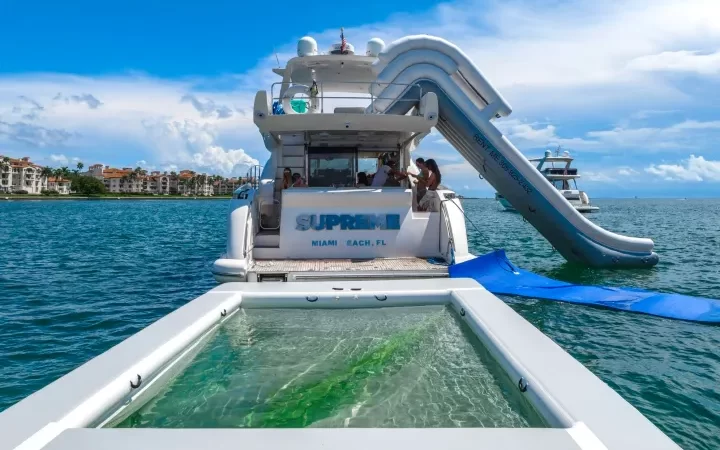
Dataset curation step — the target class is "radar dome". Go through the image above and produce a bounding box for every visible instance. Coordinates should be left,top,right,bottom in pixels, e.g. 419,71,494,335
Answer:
297,36,318,57
544,150,552,157
366,38,386,57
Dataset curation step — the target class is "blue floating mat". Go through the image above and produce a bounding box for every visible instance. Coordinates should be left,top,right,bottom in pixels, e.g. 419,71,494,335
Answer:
449,250,720,324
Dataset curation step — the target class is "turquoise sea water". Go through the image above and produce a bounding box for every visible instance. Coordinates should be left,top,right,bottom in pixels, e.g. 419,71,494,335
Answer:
1,199,719,448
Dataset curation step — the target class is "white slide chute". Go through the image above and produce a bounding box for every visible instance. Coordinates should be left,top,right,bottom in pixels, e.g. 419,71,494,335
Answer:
369,36,657,267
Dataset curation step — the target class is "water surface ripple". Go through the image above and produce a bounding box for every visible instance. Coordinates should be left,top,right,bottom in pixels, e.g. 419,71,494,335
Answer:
1,198,719,449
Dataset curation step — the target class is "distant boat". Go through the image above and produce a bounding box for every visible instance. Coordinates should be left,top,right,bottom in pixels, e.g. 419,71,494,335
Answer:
496,148,599,213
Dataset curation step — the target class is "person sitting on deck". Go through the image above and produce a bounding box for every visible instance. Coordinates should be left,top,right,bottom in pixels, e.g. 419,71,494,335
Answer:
291,173,306,188
357,172,369,187
282,167,292,189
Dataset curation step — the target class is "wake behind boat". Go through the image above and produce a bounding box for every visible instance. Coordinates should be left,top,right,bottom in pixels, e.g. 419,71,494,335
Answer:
496,148,599,213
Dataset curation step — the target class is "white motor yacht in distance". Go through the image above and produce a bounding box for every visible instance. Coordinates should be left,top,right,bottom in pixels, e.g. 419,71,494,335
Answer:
0,33,675,450
496,148,599,213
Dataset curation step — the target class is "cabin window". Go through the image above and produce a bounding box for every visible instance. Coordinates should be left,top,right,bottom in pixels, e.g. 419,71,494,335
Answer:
307,148,355,187
551,180,571,190
305,148,405,188
357,153,380,175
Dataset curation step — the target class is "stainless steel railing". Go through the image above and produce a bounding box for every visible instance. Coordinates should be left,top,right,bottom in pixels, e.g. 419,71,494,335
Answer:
269,80,422,115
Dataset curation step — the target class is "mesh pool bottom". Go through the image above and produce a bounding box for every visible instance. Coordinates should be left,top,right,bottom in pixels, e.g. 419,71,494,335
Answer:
117,306,545,428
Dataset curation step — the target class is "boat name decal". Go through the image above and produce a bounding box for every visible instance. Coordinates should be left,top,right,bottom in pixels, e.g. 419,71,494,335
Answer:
473,133,534,195
296,214,401,231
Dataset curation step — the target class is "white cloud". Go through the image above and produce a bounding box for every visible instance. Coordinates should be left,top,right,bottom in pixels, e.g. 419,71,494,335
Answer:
629,110,679,120
49,154,68,164
441,162,478,176
0,73,258,173
586,119,720,149
494,119,599,151
582,171,617,182
617,167,639,176
0,121,74,147
45,154,85,167
1,0,720,191
14,96,44,120
142,119,259,176
645,155,720,181
504,122,558,142
180,94,234,119
54,93,104,109
628,50,720,75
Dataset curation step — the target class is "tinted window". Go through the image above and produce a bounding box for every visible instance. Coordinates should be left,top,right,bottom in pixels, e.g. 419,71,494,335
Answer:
308,149,355,187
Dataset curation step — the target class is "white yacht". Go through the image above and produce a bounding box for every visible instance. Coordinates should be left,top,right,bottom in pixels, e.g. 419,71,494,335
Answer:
0,34,675,450
496,148,599,213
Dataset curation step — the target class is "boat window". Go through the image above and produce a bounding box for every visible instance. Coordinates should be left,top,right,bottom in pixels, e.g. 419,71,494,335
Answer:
307,148,355,187
357,153,380,176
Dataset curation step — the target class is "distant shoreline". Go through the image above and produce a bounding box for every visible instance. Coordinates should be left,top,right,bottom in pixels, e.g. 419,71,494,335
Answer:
2,195,232,201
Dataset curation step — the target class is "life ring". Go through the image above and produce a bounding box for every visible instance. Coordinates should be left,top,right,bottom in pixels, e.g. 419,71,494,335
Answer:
281,84,319,114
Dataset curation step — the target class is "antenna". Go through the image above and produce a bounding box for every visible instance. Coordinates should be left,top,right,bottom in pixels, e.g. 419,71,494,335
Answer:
274,50,280,67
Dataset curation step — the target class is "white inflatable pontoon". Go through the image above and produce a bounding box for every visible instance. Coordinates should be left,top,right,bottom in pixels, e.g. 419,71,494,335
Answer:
0,280,679,449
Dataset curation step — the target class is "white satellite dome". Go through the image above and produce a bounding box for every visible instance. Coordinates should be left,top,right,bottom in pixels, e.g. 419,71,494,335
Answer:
366,38,386,57
297,36,318,57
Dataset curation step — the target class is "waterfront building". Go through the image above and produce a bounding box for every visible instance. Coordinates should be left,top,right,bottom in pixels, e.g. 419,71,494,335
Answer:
0,156,48,194
47,177,72,195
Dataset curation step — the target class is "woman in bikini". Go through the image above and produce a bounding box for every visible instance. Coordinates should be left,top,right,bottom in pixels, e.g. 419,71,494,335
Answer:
418,159,441,212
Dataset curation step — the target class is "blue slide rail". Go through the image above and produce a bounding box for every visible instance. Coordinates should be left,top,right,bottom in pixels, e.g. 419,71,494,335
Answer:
450,250,720,324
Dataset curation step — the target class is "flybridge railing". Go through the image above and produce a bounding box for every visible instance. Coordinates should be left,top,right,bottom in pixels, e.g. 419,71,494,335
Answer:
269,81,423,115
245,165,262,189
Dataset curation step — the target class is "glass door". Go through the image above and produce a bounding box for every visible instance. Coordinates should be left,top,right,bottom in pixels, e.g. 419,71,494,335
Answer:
307,148,356,187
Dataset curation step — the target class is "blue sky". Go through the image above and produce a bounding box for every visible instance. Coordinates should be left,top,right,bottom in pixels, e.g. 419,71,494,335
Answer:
1,0,719,197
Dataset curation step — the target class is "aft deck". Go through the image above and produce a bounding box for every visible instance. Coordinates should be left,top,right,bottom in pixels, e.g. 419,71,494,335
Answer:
248,257,448,282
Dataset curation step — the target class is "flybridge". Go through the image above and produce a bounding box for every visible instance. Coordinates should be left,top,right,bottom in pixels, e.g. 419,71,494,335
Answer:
295,214,401,231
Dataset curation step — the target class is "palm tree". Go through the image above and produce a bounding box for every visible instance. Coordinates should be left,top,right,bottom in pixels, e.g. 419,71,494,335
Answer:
129,167,146,193
2,157,12,193
52,167,70,190
199,174,208,195
74,161,84,175
215,175,224,195
40,167,53,190
128,170,139,193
